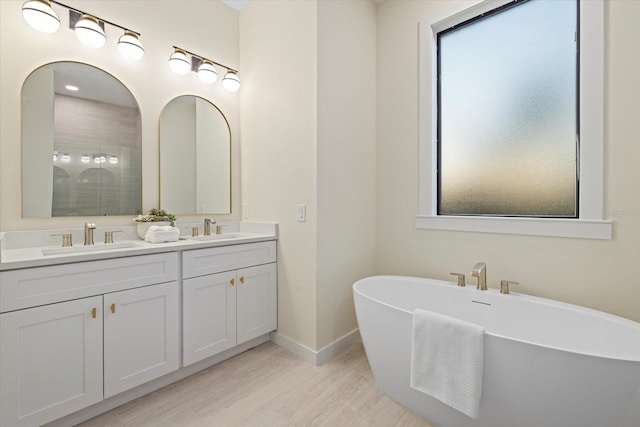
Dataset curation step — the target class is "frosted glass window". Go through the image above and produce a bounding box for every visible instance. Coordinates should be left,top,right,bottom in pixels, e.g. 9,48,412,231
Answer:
438,0,578,217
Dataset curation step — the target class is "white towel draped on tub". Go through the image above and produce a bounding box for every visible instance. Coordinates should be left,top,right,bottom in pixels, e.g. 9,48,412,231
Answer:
410,309,485,419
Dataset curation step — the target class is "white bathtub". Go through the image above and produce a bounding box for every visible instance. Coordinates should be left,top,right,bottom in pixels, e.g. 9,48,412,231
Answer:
353,275,640,427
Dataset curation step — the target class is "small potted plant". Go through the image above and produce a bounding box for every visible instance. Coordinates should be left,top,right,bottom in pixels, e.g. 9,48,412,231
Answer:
134,208,177,239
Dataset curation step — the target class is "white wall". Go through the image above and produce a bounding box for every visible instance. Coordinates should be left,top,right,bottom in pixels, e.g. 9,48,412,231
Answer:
376,0,640,323
317,0,377,349
240,0,377,351
0,0,241,230
240,0,319,349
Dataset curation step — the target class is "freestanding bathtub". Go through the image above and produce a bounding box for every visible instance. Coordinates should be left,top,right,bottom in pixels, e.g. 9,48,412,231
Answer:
353,276,640,427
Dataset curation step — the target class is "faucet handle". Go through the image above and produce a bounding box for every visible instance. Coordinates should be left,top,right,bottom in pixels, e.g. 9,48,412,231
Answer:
450,272,466,287
104,230,122,244
51,233,73,247
500,280,519,295
184,226,199,237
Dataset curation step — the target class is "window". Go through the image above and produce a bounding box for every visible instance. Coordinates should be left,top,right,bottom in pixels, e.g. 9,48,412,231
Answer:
417,0,611,239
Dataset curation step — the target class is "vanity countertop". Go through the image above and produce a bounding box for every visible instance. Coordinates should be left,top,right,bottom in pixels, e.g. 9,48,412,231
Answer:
0,222,277,271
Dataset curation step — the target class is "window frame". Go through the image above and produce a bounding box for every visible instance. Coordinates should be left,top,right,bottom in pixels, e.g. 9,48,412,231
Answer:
416,0,611,239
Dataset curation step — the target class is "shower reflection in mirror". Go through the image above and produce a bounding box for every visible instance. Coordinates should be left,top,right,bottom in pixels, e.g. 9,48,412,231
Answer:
22,62,142,217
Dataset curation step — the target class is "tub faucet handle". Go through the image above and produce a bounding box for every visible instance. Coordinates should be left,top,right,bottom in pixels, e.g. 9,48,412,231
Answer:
500,280,519,295
450,272,466,287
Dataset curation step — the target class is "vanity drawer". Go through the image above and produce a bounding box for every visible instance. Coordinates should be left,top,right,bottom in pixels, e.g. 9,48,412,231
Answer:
182,241,276,279
0,252,178,313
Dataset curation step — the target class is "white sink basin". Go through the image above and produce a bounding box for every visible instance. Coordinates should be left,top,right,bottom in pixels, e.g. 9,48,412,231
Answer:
42,241,140,256
189,233,243,241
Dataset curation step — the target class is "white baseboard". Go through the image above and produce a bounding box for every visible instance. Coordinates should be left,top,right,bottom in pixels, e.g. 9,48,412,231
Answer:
270,328,360,366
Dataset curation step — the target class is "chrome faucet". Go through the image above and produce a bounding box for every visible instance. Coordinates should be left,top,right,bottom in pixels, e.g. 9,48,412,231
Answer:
84,223,97,246
204,218,216,236
471,262,487,290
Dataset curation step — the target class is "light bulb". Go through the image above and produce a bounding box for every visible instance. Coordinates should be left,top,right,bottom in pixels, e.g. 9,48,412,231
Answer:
60,154,71,162
81,155,91,163
222,70,240,92
169,49,191,75
22,0,60,34
109,156,118,164
198,60,218,84
118,30,144,61
75,14,106,48
94,155,106,164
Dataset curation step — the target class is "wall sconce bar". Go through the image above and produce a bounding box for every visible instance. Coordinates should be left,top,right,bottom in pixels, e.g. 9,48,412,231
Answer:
171,45,240,91
22,0,144,60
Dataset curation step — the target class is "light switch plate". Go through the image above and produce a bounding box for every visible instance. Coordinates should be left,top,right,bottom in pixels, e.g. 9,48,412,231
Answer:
297,204,306,222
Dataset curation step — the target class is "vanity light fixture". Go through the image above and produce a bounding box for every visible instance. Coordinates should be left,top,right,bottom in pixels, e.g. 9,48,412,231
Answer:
169,48,191,75
93,155,106,164
198,60,218,84
118,30,144,61
22,0,60,33
170,45,240,92
222,70,240,93
60,153,71,162
74,14,105,48
108,155,118,164
21,0,144,59
81,155,91,163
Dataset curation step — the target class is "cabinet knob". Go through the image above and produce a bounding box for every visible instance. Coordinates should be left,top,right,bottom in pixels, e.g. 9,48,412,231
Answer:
91,307,97,319
240,276,245,284
230,278,235,286
111,303,116,314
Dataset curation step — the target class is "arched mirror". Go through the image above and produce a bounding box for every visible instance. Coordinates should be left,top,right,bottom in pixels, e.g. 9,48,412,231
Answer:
159,96,231,215
22,62,142,217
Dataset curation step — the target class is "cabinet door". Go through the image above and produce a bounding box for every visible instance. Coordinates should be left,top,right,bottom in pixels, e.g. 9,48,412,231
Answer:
0,296,103,427
237,263,277,345
183,271,237,366
103,282,179,398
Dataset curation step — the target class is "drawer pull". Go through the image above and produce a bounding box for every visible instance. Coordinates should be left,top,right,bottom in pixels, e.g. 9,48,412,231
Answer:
230,278,235,286
240,276,245,284
111,303,116,314
91,307,97,319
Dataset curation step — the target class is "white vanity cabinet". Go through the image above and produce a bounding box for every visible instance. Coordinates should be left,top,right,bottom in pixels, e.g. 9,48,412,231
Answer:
0,253,179,427
182,241,277,366
0,296,104,427
103,282,179,398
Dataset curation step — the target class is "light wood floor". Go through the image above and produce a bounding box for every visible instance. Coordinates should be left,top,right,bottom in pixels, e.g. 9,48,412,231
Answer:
78,340,435,427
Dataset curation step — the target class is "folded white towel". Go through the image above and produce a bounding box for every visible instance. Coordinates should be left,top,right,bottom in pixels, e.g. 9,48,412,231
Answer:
145,225,179,243
410,309,485,419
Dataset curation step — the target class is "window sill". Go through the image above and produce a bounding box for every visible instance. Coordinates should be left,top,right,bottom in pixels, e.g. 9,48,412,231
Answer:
415,215,612,240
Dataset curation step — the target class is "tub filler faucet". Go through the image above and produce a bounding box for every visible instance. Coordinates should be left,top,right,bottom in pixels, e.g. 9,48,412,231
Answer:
471,262,487,290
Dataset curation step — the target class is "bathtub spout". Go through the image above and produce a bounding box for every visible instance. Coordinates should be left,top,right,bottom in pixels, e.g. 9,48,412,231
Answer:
471,262,487,290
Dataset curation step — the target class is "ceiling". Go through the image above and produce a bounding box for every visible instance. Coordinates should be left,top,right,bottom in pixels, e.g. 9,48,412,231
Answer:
220,0,251,12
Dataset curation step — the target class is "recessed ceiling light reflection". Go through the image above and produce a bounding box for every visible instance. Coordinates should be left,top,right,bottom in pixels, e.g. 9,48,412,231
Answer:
65,84,79,91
